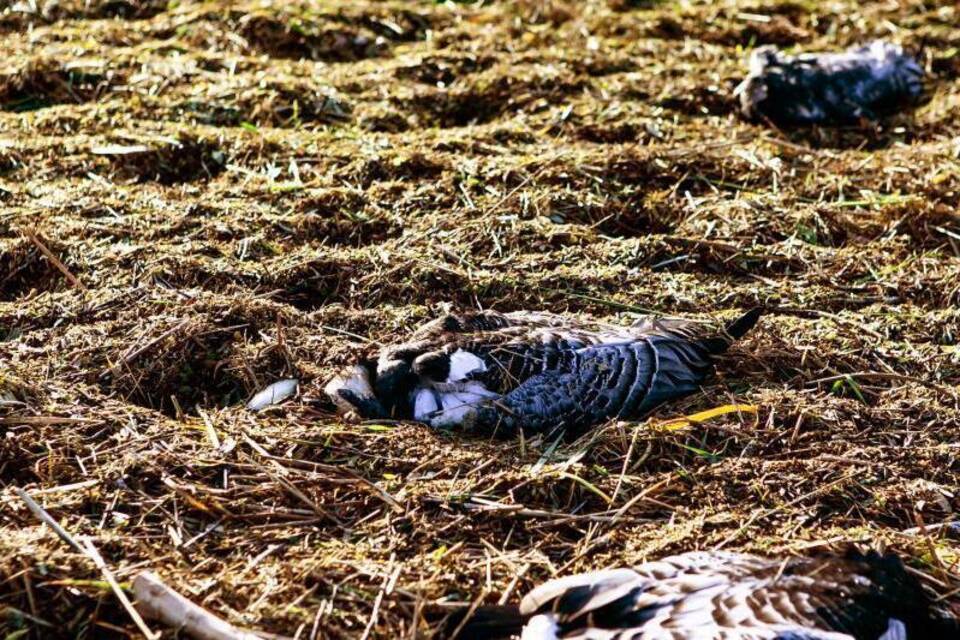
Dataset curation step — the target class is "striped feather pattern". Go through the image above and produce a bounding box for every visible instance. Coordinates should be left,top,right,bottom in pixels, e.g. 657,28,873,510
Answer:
327,308,761,436
506,551,956,640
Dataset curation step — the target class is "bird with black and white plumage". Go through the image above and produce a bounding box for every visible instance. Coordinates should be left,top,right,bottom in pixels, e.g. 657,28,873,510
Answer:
736,41,925,126
443,549,960,639
324,307,761,439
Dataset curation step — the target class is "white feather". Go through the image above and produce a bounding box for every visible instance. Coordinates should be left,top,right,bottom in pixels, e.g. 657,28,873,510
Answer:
247,379,299,411
520,568,641,615
520,614,558,640
428,381,499,428
748,46,776,74
412,388,439,421
879,618,907,640
324,366,373,415
447,349,486,382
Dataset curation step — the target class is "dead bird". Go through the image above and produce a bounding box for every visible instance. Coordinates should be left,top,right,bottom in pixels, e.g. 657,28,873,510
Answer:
445,550,960,639
736,41,925,126
324,307,761,438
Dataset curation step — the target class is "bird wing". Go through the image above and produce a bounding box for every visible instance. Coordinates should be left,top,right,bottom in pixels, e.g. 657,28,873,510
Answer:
829,42,924,105
384,310,588,383
738,41,924,125
519,569,647,618
466,333,718,437
379,309,760,427
409,310,515,340
456,309,758,395
517,560,784,638
515,552,924,640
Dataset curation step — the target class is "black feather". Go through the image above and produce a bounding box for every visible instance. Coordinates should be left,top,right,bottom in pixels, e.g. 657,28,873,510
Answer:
812,549,954,639
738,41,925,126
724,306,764,341
438,605,526,640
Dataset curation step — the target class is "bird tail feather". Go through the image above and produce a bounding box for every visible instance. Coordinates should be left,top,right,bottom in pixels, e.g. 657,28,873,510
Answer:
694,306,763,356
724,307,764,341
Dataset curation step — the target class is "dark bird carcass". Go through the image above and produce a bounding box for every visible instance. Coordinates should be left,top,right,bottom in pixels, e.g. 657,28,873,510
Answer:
736,41,925,126
325,307,761,438
447,550,960,639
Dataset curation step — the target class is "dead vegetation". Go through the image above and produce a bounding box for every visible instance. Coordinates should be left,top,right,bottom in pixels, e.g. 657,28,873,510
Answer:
0,58,122,112
1,0,959,638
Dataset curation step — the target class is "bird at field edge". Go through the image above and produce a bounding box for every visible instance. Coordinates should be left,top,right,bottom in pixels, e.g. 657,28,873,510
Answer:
442,549,960,639
736,40,926,126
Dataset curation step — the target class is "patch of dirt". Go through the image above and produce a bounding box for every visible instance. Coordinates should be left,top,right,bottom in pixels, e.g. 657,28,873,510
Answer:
286,189,403,248
0,1,167,33
0,145,21,173
705,16,812,47
104,318,289,418
0,236,67,301
168,78,352,128
932,52,960,79
650,13,811,46
100,135,228,184
358,151,448,185
657,84,736,116
0,59,122,112
575,121,641,143
393,54,496,87
397,70,585,128
239,13,389,62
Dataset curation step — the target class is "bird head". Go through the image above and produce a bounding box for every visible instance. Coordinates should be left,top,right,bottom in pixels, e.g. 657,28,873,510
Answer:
324,359,387,420
735,46,780,120
374,357,418,418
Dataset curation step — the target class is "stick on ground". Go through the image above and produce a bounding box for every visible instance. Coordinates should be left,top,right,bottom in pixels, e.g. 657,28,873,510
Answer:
15,488,159,639
133,571,261,640
22,229,86,291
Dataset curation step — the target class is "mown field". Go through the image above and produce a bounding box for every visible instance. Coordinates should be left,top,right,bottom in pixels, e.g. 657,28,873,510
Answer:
1,0,959,637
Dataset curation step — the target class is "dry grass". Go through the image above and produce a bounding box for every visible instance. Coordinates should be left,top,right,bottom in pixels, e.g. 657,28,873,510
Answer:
1,0,959,638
